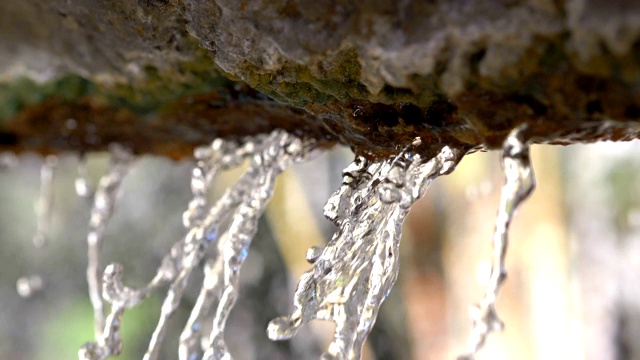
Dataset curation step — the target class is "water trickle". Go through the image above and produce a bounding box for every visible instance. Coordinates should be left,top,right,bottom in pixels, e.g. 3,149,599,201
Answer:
78,130,316,360
75,153,94,198
178,131,316,360
458,125,536,359
79,263,152,360
33,155,58,248
267,141,463,359
17,155,58,298
84,144,135,344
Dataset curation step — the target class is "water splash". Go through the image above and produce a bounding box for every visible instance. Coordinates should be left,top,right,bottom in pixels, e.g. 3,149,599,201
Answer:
78,130,316,360
267,141,462,359
85,144,135,342
459,125,536,359
33,155,58,248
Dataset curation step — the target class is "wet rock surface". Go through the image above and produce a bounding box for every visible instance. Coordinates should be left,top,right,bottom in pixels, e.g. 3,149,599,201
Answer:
1,0,640,157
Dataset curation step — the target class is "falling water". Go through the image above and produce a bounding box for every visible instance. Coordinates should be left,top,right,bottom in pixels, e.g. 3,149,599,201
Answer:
180,131,317,360
78,130,317,360
84,144,135,342
2,125,543,359
75,153,94,198
33,155,58,248
459,125,536,359
15,155,58,298
267,140,463,359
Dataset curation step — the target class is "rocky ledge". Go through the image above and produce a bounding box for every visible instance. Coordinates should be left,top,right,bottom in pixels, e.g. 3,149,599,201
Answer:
1,0,639,159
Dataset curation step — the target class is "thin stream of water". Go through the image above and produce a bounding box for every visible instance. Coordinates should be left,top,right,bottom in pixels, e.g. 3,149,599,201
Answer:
75,153,94,198
84,145,135,343
140,137,262,360
267,140,463,359
33,155,58,248
3,117,637,359
78,130,317,360
196,132,315,360
16,155,58,299
60,126,537,360
459,125,536,359
148,131,316,360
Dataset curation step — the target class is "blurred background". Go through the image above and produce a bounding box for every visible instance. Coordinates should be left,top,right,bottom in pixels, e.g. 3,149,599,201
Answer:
0,140,639,359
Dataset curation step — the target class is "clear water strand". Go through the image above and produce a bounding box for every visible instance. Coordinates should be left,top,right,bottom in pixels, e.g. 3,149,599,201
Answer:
268,141,462,359
198,133,312,360
459,125,536,359
33,155,58,248
78,138,244,360
140,137,258,360
78,130,316,360
17,155,58,298
78,263,155,360
85,144,134,342
145,131,314,360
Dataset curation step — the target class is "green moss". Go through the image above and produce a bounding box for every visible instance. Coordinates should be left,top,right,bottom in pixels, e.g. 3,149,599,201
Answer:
239,48,369,107
0,43,452,121
0,52,233,122
245,46,444,108
102,53,232,113
0,75,96,121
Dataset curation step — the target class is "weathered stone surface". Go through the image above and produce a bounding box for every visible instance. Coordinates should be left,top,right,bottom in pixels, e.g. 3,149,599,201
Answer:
1,0,639,158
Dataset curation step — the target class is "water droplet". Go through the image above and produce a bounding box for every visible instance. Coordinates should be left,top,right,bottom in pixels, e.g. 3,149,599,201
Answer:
305,246,324,264
378,186,401,203
16,275,43,298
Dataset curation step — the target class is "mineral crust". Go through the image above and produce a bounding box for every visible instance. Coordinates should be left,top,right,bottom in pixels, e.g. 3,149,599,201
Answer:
0,0,639,157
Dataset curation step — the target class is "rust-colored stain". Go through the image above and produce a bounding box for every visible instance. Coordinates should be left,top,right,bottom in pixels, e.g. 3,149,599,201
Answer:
1,68,639,160
0,94,335,160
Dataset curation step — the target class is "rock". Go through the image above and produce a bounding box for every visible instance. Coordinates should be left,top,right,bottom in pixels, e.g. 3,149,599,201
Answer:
0,0,639,158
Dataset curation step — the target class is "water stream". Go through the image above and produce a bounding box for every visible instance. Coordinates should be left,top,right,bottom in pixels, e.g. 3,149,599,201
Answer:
3,125,545,359
78,130,317,360
459,126,536,359
85,144,135,342
15,154,58,299
268,140,463,359
33,155,58,248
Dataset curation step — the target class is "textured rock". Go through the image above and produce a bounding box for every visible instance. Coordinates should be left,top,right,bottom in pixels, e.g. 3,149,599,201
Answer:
0,0,639,158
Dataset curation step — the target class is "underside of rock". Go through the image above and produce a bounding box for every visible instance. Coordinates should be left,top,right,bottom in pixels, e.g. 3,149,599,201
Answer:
1,0,640,158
